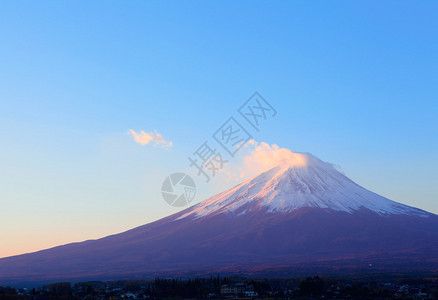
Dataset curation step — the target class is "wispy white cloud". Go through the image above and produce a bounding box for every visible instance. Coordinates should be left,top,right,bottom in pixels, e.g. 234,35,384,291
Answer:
218,140,303,182
128,129,173,149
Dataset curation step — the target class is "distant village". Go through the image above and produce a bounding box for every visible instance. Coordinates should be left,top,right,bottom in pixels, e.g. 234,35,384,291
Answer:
1,275,437,299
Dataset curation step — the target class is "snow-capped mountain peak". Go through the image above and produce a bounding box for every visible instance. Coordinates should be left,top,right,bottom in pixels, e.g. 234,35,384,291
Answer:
1,150,436,284
178,152,427,219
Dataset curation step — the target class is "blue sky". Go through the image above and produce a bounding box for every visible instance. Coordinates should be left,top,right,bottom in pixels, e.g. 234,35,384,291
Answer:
0,1,437,257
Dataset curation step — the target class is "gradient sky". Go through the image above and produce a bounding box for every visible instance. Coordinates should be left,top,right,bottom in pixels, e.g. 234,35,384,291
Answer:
1,1,437,258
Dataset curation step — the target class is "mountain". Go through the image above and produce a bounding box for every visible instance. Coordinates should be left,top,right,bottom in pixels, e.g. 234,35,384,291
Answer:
1,152,437,285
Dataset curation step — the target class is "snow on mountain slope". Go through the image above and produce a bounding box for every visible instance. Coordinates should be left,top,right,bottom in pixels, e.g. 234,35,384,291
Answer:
178,152,428,219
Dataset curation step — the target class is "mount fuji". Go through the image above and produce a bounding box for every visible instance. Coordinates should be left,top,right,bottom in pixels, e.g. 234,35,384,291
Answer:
1,151,437,285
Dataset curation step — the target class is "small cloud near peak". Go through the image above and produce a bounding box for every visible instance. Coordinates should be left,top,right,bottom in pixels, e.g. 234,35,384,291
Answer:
243,140,308,170
219,140,311,183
